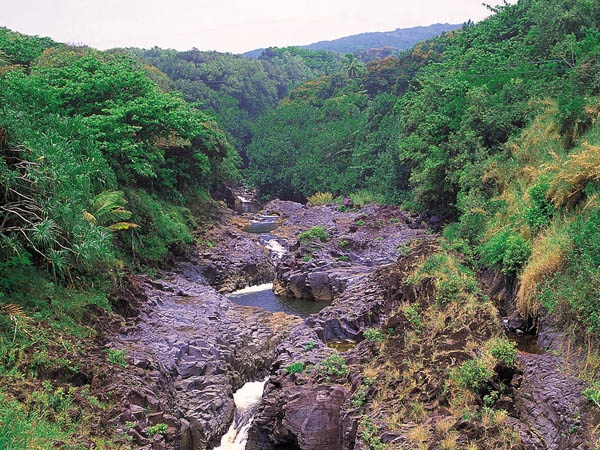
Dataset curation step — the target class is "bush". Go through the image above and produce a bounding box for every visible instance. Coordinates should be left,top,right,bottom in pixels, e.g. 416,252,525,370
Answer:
478,229,531,276
285,361,304,374
319,353,348,377
403,304,422,333
122,189,194,263
363,328,386,343
106,349,128,368
299,226,329,243
147,423,168,437
487,337,518,365
523,182,553,232
451,357,493,392
583,381,600,408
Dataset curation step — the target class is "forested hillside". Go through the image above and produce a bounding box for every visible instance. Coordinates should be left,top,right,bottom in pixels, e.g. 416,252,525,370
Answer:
0,27,242,446
2,0,600,446
302,23,461,56
246,0,600,361
131,46,344,159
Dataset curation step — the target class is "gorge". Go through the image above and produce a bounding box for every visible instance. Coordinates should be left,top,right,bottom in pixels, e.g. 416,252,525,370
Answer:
99,198,598,449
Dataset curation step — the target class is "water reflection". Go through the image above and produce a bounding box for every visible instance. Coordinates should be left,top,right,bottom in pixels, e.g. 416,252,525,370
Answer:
228,284,329,318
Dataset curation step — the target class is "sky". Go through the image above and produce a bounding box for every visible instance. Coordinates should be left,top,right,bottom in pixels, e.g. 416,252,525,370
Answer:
2,0,510,54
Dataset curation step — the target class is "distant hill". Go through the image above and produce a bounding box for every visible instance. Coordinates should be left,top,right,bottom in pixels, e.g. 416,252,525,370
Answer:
244,23,461,58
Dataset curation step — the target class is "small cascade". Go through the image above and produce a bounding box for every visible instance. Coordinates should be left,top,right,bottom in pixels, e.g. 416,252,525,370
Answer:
234,196,260,214
242,214,286,260
215,378,268,450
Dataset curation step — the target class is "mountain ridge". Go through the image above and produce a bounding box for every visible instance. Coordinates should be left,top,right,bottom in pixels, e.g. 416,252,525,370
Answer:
243,22,461,58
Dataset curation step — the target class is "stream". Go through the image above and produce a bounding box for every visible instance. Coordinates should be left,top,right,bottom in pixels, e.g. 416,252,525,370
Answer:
230,206,330,317
215,200,329,446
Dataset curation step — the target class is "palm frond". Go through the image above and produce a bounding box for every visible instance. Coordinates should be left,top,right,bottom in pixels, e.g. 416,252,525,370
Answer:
89,191,132,225
0,303,27,319
107,222,139,231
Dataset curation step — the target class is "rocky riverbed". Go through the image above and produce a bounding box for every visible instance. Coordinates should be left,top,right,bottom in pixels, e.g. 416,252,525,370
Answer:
97,200,598,450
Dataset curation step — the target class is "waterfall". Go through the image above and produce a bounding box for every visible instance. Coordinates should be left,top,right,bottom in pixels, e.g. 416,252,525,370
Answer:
214,378,268,450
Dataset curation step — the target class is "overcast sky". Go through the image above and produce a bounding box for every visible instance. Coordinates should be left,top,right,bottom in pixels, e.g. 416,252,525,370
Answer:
3,1,509,54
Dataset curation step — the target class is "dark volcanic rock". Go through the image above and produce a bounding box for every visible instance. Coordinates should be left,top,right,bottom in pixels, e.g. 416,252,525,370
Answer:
267,202,425,302
111,262,300,450
197,221,275,293
248,240,436,450
515,351,589,449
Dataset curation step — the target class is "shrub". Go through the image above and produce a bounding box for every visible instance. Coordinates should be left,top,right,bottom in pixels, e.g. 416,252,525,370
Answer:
122,189,194,263
299,226,329,243
285,361,304,374
523,182,553,232
319,353,348,377
147,423,168,437
583,381,600,408
451,357,493,392
106,348,128,368
359,417,386,450
307,191,334,205
435,276,463,305
351,387,367,407
403,304,422,333
304,340,316,352
487,337,518,365
478,229,531,276
363,328,386,343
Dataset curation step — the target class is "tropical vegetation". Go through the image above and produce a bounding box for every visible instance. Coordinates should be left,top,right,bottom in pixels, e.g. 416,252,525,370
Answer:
2,0,600,445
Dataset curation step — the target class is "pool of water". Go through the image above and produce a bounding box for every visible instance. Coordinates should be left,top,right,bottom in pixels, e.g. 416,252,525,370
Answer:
242,222,279,234
228,284,329,318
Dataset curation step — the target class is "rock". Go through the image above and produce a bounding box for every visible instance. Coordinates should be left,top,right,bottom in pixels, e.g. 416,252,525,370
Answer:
505,310,526,333
515,351,589,449
107,255,300,450
282,384,349,449
341,197,354,208
268,202,425,303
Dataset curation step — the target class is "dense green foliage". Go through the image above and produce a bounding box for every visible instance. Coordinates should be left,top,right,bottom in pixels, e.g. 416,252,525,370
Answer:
3,0,600,443
133,46,344,158
0,26,242,447
244,0,600,344
0,30,239,275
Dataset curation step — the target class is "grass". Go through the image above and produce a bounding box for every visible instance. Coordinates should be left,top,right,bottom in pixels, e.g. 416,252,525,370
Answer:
349,189,384,207
517,220,571,317
0,272,128,448
0,392,70,449
307,191,334,206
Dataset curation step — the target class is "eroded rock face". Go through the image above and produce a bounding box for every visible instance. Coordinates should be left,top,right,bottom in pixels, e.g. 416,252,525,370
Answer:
197,221,275,293
248,243,436,450
110,260,300,449
515,351,588,449
266,201,425,303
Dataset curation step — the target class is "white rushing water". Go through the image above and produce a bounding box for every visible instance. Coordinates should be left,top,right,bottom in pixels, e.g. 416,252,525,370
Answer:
214,378,268,450
229,283,274,295
264,239,286,259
